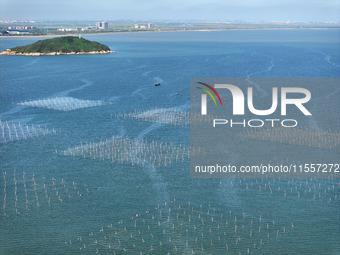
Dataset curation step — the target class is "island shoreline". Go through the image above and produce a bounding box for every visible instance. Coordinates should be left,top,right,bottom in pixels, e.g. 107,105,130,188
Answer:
0,50,114,56
0,36,114,55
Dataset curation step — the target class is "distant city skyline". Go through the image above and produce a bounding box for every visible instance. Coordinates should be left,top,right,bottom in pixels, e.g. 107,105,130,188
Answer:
1,0,339,22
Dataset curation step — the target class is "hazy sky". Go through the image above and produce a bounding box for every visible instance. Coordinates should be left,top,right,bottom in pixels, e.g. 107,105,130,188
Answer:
1,0,339,22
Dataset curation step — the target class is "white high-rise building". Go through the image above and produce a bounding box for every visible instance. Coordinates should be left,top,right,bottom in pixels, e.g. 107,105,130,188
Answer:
96,21,108,30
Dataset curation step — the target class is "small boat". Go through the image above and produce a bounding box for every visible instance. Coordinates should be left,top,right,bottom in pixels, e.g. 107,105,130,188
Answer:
155,82,161,86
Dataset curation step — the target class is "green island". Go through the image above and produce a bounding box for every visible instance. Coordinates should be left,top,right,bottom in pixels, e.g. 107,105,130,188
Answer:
0,36,114,55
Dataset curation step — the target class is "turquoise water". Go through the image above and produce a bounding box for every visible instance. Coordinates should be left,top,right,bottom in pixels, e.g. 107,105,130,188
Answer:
0,29,339,254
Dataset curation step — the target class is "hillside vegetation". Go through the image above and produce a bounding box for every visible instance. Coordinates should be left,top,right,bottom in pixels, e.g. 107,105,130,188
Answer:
10,36,111,53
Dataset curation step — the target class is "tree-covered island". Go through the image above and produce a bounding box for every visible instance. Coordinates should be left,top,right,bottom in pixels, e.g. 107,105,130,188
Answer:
0,36,114,55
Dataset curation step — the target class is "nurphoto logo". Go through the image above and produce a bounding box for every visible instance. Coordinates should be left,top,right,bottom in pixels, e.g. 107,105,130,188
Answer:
197,81,312,128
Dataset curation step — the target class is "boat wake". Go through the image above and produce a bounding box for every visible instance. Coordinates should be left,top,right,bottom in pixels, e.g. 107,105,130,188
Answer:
246,53,275,97
308,48,340,68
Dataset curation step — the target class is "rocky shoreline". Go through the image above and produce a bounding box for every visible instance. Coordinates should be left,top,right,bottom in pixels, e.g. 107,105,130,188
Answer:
0,49,115,55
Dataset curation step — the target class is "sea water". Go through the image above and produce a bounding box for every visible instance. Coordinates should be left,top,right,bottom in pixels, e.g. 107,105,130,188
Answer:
0,29,339,254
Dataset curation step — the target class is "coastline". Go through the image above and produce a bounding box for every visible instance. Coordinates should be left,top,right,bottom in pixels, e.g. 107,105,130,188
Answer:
0,27,338,39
